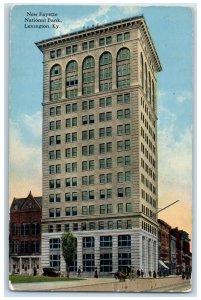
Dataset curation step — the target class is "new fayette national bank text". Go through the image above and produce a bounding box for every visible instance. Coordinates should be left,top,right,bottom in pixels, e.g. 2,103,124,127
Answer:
24,12,62,28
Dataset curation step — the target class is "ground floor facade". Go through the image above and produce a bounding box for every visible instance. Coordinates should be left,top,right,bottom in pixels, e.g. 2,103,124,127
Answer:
41,228,158,277
9,256,41,275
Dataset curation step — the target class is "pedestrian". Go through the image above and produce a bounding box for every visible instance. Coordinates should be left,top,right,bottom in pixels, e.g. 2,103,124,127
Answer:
33,266,37,276
149,270,152,277
182,271,185,280
78,266,81,277
140,269,144,278
94,267,98,278
153,270,156,278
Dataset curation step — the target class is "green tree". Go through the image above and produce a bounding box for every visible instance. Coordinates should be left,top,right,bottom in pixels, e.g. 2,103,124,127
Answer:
61,232,76,278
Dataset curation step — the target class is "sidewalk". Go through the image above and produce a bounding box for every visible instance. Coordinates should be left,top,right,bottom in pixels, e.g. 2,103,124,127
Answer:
10,276,192,293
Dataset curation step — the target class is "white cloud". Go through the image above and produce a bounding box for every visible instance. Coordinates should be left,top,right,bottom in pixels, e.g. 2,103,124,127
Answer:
55,5,142,36
23,111,42,138
55,6,111,35
176,91,192,103
118,6,141,15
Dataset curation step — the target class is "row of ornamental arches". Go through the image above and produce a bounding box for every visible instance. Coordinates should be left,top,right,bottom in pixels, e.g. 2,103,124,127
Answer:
49,48,131,101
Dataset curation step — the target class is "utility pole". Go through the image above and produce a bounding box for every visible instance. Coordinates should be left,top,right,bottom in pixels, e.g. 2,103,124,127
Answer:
157,200,180,215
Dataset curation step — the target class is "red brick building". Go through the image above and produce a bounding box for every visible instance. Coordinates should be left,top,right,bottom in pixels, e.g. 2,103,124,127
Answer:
9,192,42,275
158,219,171,274
170,227,192,275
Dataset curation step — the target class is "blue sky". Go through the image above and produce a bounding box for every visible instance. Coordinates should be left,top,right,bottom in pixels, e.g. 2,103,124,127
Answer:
9,5,193,236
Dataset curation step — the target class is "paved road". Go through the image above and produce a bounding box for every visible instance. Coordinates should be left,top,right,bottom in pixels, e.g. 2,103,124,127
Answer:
10,277,192,293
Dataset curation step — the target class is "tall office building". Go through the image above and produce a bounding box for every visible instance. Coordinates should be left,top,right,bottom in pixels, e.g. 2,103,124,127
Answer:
36,15,162,276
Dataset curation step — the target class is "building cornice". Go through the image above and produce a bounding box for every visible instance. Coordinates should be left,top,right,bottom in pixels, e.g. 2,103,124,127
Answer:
35,15,162,72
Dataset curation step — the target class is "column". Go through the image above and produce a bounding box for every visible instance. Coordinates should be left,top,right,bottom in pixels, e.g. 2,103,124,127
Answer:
144,237,149,277
19,257,22,275
78,62,82,96
29,257,32,275
112,235,118,272
94,56,99,93
77,236,83,271
112,53,117,90
94,236,100,273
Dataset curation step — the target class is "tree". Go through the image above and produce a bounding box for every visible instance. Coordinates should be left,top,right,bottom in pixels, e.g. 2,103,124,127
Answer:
61,232,76,278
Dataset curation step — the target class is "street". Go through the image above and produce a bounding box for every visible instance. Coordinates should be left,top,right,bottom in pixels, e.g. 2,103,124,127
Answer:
10,276,192,293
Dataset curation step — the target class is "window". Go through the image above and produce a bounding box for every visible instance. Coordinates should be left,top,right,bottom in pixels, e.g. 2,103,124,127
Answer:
49,208,61,218
21,241,29,253
117,93,130,104
66,45,78,55
100,236,112,247
50,255,60,271
67,61,78,72
99,127,112,138
117,187,131,198
83,254,94,272
118,253,131,272
118,203,124,213
83,237,94,248
100,52,112,65
118,235,131,247
50,64,61,77
50,238,60,249
126,203,132,212
21,223,29,236
99,96,112,107
50,49,61,59
117,34,123,43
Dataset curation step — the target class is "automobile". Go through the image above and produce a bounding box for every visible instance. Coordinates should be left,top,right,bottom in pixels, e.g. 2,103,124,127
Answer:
42,267,60,277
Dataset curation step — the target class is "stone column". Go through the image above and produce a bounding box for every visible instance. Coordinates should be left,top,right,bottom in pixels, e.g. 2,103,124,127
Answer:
112,235,118,272
94,236,100,273
19,257,22,275
112,54,117,90
78,62,82,96
77,236,83,272
94,56,99,93
29,257,32,275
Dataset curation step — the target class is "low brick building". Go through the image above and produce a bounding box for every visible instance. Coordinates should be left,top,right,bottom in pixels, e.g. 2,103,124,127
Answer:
170,227,192,275
158,219,171,275
9,192,42,275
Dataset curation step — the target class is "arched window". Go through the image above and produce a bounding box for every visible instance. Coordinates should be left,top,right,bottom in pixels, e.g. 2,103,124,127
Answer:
32,223,40,235
82,56,95,95
117,48,130,89
21,223,29,236
50,64,62,101
12,223,18,236
141,53,144,90
66,60,78,99
99,52,112,92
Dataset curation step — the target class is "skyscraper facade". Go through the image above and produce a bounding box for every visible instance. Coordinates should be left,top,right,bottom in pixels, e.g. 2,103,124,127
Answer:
36,15,162,276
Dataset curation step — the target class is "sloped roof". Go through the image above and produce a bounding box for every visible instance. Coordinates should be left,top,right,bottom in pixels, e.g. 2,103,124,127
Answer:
10,191,42,211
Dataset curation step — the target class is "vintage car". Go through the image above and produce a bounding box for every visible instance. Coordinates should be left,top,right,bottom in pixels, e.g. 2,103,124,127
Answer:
42,267,60,277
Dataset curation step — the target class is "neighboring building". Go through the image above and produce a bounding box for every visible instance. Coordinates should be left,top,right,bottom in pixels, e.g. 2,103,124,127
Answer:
36,15,162,276
170,234,177,275
158,219,171,275
171,227,192,275
9,192,42,275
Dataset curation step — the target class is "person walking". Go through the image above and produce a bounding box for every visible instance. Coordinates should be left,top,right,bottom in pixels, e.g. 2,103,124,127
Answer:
153,270,156,278
78,266,81,277
141,269,144,278
137,269,140,278
94,267,98,278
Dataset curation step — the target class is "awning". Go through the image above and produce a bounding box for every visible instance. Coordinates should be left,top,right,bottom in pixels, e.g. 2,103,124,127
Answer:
159,260,169,269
